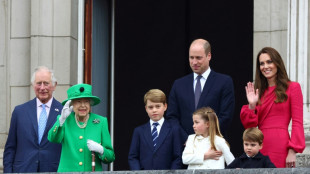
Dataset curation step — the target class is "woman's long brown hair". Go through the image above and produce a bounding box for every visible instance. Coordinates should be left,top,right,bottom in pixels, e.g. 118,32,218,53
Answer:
254,47,290,103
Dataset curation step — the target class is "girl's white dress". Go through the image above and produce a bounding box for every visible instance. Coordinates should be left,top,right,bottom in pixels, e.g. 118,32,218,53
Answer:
182,134,234,169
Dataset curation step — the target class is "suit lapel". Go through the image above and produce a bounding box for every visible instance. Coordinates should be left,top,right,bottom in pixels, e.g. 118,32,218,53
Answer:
198,71,215,108
186,74,196,110
28,98,39,139
154,121,170,152
142,123,154,150
42,98,61,144
25,98,38,142
46,98,61,132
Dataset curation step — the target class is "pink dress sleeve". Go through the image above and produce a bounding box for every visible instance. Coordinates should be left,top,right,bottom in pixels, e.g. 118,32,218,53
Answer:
287,82,305,153
240,105,258,129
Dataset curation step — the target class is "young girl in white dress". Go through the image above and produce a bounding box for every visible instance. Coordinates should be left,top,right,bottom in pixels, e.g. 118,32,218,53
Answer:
182,107,234,169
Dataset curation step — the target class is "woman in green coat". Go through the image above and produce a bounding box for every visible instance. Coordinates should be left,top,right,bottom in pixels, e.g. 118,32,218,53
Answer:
48,83,115,172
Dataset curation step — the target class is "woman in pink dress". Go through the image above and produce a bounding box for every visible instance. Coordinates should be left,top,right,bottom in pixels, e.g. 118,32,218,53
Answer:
240,47,305,168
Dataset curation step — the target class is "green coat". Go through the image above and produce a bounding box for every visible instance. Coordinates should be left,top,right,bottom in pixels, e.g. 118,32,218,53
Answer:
48,113,115,172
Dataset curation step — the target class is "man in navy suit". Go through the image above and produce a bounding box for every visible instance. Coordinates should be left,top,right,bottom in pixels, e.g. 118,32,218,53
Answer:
166,38,235,144
128,89,183,170
3,66,62,173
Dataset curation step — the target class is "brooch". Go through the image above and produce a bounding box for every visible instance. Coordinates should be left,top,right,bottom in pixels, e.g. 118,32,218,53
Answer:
93,119,100,124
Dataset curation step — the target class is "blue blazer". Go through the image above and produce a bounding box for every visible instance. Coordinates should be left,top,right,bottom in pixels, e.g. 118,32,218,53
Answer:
128,120,183,170
226,152,276,168
3,98,63,173
166,71,235,142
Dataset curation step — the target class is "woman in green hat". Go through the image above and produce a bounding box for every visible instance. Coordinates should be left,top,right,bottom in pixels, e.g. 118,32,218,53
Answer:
48,83,115,172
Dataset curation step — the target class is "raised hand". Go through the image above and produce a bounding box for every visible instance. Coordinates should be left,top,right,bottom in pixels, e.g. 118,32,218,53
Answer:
245,82,259,110
59,100,73,126
87,139,104,155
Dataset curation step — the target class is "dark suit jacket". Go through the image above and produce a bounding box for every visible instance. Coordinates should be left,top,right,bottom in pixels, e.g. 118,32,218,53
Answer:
3,98,63,173
128,120,183,170
166,71,235,142
226,152,276,168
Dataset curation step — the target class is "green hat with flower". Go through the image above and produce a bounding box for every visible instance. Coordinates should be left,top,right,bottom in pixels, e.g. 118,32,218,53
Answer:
62,83,101,106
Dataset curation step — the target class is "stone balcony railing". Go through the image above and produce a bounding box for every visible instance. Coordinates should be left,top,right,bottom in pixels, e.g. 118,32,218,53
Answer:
0,150,309,173
0,168,310,174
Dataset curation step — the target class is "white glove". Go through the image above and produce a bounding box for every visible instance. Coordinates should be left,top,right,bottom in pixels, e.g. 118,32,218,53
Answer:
59,100,73,126
87,139,104,155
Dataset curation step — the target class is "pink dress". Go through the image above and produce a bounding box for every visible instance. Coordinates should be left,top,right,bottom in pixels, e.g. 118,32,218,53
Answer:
240,82,305,168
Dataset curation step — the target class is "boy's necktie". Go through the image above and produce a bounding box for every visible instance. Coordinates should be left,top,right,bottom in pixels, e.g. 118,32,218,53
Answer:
151,122,159,149
38,104,48,144
195,75,202,108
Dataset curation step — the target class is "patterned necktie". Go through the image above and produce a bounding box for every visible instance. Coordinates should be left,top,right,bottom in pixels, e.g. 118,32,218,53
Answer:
38,104,48,144
151,122,159,149
195,75,202,108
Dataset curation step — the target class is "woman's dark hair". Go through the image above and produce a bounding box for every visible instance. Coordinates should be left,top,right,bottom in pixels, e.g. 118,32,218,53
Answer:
254,47,290,103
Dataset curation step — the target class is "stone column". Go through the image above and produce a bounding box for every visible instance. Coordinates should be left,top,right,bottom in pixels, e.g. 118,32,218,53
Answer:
30,0,78,100
0,0,9,171
0,0,79,172
0,0,32,172
287,0,310,153
287,0,309,167
254,0,288,70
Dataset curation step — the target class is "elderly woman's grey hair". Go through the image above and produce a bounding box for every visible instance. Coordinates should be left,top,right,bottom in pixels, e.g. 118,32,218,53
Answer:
31,66,57,86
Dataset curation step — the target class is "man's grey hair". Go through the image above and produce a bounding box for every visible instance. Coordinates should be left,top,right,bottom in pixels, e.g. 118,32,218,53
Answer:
31,66,57,86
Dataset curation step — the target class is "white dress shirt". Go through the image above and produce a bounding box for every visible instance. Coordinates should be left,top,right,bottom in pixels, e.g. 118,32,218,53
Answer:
193,67,211,91
150,117,164,135
36,98,53,122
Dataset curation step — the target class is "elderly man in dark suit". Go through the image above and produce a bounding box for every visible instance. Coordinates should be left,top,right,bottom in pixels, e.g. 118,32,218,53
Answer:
166,39,235,156
3,66,62,173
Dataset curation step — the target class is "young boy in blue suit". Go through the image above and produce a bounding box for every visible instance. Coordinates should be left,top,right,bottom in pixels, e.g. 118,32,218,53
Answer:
226,127,275,168
128,89,183,170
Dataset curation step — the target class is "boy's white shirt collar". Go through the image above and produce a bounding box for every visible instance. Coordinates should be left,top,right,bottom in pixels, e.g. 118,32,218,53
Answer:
150,117,164,135
150,117,164,127
246,153,257,158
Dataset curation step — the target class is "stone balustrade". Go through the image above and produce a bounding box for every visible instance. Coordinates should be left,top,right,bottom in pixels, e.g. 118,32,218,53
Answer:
0,168,310,174
0,150,308,173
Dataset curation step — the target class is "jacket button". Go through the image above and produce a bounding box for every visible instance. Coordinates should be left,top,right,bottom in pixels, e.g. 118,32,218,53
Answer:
79,162,83,166
79,136,83,139
79,148,83,152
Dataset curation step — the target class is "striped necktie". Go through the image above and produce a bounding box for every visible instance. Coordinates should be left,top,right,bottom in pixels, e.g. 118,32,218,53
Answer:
151,122,159,149
38,104,48,144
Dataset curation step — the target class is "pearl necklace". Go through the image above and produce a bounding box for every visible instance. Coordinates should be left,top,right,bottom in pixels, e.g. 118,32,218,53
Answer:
75,114,89,129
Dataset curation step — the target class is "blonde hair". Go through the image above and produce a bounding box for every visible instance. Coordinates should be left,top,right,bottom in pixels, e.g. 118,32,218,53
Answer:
193,107,224,150
144,89,166,105
243,127,264,145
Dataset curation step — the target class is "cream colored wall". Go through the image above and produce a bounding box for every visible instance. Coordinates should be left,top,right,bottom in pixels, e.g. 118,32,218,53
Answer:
254,0,288,68
254,0,310,156
0,0,78,156
0,1,78,171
